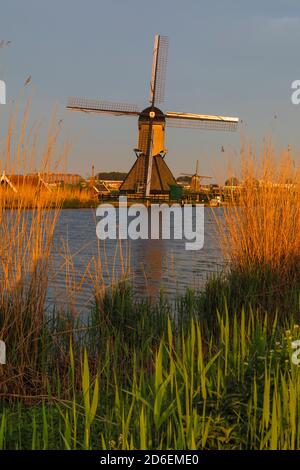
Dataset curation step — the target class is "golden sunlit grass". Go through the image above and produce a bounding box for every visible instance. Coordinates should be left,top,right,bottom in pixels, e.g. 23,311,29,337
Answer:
0,100,129,394
0,102,64,393
214,141,300,314
0,185,96,208
1,97,96,209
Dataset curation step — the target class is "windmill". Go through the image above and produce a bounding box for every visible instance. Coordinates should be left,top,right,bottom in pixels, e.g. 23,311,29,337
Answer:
67,34,239,198
181,160,212,193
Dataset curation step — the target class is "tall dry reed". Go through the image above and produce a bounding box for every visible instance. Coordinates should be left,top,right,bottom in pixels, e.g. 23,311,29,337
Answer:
0,99,128,394
0,101,65,393
216,141,300,311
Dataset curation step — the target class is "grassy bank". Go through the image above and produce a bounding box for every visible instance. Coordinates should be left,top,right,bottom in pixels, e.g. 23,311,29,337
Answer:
1,286,300,450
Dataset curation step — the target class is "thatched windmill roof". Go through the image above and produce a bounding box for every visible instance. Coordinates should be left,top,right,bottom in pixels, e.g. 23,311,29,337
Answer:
120,155,176,194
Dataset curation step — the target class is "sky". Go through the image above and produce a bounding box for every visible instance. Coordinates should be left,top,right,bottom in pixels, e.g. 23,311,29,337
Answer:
0,0,300,181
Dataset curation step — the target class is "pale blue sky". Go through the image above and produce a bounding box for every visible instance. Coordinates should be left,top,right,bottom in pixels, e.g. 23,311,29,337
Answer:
0,0,300,180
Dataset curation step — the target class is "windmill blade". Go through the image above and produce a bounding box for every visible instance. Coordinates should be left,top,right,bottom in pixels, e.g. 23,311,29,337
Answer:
149,35,169,105
165,112,239,131
67,97,141,116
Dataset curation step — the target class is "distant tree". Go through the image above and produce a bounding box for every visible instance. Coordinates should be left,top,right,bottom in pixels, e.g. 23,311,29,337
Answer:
225,177,239,186
96,171,127,181
243,177,259,188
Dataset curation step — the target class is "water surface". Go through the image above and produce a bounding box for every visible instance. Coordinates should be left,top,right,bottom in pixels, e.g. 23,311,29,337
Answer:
48,207,225,312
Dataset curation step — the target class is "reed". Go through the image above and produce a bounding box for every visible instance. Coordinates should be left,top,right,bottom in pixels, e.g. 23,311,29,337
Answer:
215,142,300,314
0,101,64,393
0,100,129,395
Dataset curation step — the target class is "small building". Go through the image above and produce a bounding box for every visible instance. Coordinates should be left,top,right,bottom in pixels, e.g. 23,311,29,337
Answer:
101,180,123,191
90,180,110,198
0,171,51,193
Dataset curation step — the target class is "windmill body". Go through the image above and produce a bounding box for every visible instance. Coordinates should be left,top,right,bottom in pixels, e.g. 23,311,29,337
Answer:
67,35,239,198
181,160,212,193
121,106,176,195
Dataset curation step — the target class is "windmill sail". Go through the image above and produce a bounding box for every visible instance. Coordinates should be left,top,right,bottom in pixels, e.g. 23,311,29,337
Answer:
145,35,169,195
67,97,141,116
181,160,212,179
66,33,239,199
149,35,169,106
165,112,239,131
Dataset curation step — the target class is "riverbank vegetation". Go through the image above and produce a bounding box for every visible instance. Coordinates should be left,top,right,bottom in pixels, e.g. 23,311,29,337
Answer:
1,286,300,450
0,103,299,449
